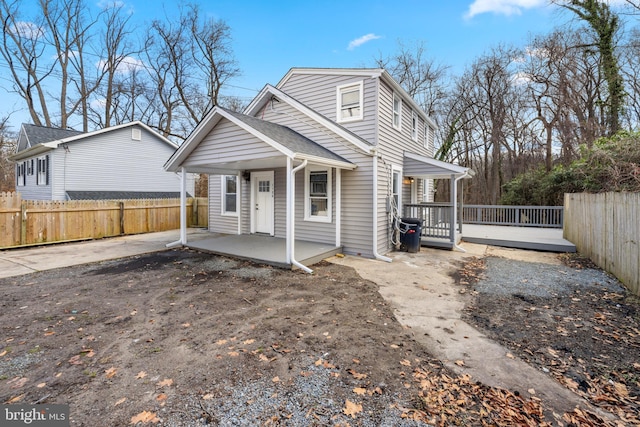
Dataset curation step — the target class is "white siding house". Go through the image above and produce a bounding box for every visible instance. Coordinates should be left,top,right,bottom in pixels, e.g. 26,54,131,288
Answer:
165,68,472,270
11,122,193,200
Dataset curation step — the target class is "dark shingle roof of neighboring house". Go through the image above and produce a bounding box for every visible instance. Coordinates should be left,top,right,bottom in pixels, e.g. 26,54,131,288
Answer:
21,123,83,148
222,108,353,165
66,191,191,200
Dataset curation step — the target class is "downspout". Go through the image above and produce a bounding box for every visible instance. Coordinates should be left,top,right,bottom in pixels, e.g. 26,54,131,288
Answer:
166,167,187,248
372,150,392,263
289,158,313,273
452,172,469,253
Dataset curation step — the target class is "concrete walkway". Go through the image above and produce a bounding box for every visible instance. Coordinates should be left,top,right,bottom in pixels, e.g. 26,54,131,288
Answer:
0,228,210,279
330,244,608,420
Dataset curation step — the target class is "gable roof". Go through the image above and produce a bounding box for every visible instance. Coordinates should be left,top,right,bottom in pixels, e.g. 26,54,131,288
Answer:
165,107,356,173
19,124,83,150
10,121,178,161
244,84,374,156
275,67,438,129
403,152,474,179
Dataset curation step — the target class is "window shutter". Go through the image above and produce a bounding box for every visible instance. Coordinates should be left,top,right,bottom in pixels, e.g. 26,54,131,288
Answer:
46,155,50,185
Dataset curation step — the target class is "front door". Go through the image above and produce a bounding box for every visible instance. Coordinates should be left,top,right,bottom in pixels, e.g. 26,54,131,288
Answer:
251,171,274,235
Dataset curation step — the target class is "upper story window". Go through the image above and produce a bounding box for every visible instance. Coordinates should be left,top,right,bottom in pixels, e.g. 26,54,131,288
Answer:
16,162,25,186
221,175,238,216
336,81,363,123
411,111,418,141
305,167,332,223
392,93,402,130
36,155,49,186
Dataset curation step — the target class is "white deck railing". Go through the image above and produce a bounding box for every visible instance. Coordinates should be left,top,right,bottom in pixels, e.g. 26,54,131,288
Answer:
462,205,563,228
403,203,462,241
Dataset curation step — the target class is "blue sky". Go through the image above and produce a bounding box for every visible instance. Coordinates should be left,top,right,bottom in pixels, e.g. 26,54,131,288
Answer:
0,0,588,130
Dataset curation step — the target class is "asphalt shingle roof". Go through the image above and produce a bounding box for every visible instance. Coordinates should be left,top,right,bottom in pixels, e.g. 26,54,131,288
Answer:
22,123,83,146
66,191,191,200
222,108,353,165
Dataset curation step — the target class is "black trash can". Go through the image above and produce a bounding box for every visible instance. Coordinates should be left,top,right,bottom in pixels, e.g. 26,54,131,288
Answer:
399,218,422,253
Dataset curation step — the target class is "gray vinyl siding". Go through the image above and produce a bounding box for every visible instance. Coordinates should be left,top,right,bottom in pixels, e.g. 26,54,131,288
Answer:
278,73,378,144
45,126,182,200
16,155,53,200
183,119,281,168
258,98,375,256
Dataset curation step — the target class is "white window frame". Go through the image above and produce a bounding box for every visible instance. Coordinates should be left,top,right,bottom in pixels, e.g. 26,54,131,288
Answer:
391,165,402,213
221,174,239,216
392,92,402,131
36,156,47,186
304,167,332,223
336,81,363,123
411,111,418,141
16,162,25,187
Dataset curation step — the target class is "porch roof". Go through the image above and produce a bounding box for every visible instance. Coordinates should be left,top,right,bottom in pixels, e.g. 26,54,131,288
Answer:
165,107,356,174
403,152,474,179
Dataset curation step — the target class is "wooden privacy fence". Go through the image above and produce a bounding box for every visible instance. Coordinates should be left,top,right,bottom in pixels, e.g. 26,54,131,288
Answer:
0,192,209,249
564,192,640,296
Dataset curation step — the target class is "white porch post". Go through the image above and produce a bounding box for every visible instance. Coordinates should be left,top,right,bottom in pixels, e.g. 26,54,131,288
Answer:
286,158,292,264
335,168,341,247
180,167,187,244
450,173,456,245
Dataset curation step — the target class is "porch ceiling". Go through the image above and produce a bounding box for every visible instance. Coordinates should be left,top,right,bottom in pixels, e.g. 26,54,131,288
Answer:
403,152,474,179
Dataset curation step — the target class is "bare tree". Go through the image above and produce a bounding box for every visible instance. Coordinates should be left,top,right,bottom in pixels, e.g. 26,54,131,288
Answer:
374,40,449,116
0,116,16,192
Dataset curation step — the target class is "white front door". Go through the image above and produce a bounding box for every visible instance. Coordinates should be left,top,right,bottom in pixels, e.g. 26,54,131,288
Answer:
251,171,274,235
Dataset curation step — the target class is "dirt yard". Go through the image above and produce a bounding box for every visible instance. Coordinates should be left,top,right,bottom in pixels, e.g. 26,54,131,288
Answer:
0,247,638,426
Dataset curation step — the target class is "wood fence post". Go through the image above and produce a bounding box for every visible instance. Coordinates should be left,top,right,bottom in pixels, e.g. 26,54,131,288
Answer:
20,200,27,245
119,202,125,235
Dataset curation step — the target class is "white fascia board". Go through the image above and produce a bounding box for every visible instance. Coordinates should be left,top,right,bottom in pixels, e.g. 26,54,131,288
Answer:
247,85,374,156
380,71,438,130
164,107,224,172
404,151,472,176
294,154,356,170
9,142,56,161
276,68,384,89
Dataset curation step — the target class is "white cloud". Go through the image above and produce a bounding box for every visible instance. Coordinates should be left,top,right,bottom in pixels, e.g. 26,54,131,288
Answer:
464,0,546,19
347,33,382,51
97,0,125,10
97,56,145,74
11,21,45,39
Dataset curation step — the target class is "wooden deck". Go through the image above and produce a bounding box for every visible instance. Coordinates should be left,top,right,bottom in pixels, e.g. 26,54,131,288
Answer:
184,234,341,269
461,224,576,252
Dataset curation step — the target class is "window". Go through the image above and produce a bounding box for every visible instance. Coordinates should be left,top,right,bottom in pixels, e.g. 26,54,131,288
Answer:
305,168,332,222
391,167,402,211
36,155,48,186
336,81,363,123
16,162,25,186
411,111,418,141
221,175,238,215
392,93,402,130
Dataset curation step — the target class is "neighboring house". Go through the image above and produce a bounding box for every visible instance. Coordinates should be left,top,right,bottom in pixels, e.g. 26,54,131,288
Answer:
11,122,194,200
165,68,472,266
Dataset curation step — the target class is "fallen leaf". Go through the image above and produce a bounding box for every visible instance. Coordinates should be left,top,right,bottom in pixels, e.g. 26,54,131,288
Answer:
156,378,173,388
36,383,46,388
202,393,214,400
44,331,55,336
7,394,25,403
130,309,137,316
506,353,515,359
343,399,362,418
353,387,366,395
0,350,7,357
347,369,367,380
105,367,117,379
156,393,167,402
454,360,465,367
528,388,536,395
228,351,239,357
272,376,280,383
215,339,228,345
68,355,83,365
136,371,147,379
114,397,126,407
390,344,399,349
8,377,28,389
243,339,255,345
594,312,606,321
259,354,269,362
130,411,160,424
352,358,360,364
181,322,191,328
400,359,412,367
613,382,629,397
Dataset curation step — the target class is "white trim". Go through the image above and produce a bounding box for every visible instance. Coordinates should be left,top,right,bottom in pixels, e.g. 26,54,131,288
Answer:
411,110,418,142
335,168,341,247
392,92,402,131
304,166,332,223
220,175,239,217
250,170,275,235
391,164,403,212
336,81,363,123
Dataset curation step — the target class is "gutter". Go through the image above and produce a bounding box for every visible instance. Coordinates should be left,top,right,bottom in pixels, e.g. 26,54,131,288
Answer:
289,159,313,273
372,150,392,263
